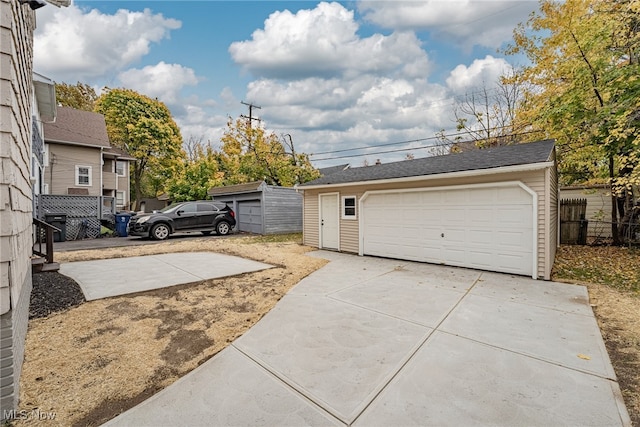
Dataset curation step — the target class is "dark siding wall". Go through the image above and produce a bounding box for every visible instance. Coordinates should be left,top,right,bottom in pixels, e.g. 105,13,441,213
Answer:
263,187,303,234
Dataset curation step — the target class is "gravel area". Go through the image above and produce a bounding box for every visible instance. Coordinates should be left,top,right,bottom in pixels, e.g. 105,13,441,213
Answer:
30,272,86,319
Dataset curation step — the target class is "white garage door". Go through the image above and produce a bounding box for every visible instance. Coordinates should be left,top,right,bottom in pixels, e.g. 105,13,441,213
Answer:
362,184,535,276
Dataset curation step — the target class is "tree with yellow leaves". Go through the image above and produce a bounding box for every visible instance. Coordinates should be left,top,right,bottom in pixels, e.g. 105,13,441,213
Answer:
507,0,640,243
217,118,319,187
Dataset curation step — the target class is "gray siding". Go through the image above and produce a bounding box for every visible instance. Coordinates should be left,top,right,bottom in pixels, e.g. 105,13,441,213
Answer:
0,0,36,419
263,187,302,234
45,143,102,196
212,185,303,235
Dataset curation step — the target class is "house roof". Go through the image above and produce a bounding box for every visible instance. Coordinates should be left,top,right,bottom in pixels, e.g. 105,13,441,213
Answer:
103,145,136,161
44,106,110,148
318,163,350,177
300,139,555,187
207,181,266,197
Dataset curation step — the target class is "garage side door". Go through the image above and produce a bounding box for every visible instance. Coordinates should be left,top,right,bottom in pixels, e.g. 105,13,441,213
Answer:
238,200,263,234
362,185,534,276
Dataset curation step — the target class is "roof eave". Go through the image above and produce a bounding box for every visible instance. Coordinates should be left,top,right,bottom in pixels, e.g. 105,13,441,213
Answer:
299,161,555,191
33,75,56,123
208,189,263,197
45,138,110,149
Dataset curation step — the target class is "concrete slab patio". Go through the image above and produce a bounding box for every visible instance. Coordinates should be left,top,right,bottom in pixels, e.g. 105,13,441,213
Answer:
60,252,273,300
104,251,630,426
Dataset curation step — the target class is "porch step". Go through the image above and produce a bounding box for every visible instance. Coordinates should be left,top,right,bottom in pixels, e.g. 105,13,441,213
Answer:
32,258,60,273
40,262,60,272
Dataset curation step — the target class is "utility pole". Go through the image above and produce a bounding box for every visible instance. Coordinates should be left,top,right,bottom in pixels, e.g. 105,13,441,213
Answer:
241,101,261,129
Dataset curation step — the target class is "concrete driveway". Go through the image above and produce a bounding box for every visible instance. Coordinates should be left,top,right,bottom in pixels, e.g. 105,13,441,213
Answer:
104,251,630,426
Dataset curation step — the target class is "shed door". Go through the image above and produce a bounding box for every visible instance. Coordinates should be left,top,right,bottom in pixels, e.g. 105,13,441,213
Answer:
238,200,263,234
320,193,339,250
362,184,534,276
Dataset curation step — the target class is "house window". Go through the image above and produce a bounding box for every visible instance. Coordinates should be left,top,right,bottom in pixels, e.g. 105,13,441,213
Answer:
342,196,357,219
75,165,92,186
116,160,126,176
116,191,125,208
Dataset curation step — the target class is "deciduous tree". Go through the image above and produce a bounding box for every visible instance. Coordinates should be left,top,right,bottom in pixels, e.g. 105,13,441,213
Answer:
95,88,185,208
166,137,224,201
218,118,319,186
507,0,640,243
55,82,98,111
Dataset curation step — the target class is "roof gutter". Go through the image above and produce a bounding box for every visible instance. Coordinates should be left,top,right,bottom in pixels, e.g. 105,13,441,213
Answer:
46,138,111,149
298,161,555,191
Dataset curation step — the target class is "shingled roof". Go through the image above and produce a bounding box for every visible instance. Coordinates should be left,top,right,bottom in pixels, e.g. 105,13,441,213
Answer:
208,181,266,197
44,106,110,148
318,163,350,177
301,139,555,187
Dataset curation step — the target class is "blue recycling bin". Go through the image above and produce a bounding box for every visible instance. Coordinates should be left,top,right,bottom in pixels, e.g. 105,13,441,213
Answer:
115,213,132,237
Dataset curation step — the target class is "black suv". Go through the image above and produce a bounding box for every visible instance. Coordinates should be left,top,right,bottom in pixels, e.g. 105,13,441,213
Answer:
128,201,236,240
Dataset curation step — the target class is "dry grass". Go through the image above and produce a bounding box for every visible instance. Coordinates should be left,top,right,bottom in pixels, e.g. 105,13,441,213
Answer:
17,235,327,426
16,239,639,426
553,245,640,426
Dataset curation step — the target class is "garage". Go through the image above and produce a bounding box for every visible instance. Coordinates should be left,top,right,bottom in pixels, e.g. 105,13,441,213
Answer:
361,183,535,276
300,140,558,280
208,180,303,235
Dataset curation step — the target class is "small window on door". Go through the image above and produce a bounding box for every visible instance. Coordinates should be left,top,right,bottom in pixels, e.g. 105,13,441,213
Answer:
342,196,356,219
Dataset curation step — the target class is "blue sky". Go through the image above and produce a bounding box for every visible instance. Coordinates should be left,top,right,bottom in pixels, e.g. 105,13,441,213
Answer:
34,1,539,167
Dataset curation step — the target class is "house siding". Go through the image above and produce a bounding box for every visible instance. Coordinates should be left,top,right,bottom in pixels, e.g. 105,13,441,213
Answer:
303,192,319,247
45,143,102,196
212,184,302,235
548,158,559,279
263,187,303,234
0,0,35,418
302,168,551,279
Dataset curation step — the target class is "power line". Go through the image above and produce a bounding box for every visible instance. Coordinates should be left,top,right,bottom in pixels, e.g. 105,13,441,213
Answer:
310,125,534,157
312,129,545,162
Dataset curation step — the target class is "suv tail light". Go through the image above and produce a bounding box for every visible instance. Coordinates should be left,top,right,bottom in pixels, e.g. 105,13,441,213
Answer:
230,210,235,218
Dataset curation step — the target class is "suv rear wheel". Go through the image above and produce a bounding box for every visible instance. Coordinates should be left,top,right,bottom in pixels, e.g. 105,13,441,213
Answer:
151,223,170,240
216,221,231,236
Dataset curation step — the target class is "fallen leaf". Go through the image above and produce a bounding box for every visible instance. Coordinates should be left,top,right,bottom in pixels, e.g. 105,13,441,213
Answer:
577,354,591,360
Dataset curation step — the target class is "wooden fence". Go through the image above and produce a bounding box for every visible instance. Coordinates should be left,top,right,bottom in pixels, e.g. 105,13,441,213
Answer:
560,198,588,245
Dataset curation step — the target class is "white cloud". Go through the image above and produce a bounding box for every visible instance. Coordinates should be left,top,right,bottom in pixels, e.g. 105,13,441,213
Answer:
118,62,200,105
34,4,180,82
446,55,512,93
358,0,537,50
229,2,431,80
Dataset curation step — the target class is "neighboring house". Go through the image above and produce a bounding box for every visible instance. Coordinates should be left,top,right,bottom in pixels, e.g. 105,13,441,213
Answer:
299,139,558,280
207,181,302,234
43,106,134,211
560,184,613,239
0,0,66,420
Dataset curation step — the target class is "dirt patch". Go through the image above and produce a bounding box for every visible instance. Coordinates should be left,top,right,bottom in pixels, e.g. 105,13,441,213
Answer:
17,235,327,426
553,245,640,426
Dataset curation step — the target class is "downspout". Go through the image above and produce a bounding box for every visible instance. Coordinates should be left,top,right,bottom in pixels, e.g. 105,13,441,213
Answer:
100,147,104,217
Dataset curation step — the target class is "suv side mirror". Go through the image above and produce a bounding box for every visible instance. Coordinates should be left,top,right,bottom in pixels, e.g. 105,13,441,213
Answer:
176,210,183,216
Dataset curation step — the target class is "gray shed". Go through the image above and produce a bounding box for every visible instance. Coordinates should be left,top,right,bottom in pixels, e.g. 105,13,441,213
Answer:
207,181,302,234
